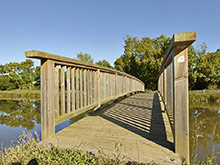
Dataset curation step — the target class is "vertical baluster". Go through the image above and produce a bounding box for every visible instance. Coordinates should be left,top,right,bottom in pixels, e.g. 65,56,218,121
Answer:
61,66,65,115
92,71,95,104
84,69,87,107
80,69,83,108
87,70,90,105
54,65,59,118
90,71,92,104
67,67,71,113
97,69,100,107
71,68,75,111
76,68,79,110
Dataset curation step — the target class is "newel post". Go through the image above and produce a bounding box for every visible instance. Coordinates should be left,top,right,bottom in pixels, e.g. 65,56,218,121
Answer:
41,59,55,140
173,47,189,163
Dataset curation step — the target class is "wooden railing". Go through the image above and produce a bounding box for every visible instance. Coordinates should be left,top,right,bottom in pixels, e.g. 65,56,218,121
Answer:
158,31,196,164
25,51,145,140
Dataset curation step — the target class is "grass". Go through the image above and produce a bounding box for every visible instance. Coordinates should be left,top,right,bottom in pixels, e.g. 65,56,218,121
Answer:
0,132,155,165
189,90,220,105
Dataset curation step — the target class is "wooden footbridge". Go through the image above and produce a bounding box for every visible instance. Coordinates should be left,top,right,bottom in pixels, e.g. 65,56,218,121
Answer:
26,31,196,164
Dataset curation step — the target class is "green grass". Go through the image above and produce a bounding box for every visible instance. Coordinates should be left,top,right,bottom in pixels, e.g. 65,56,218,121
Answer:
0,132,155,165
189,90,220,105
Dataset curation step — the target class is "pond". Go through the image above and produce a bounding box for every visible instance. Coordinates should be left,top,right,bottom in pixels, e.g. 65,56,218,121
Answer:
0,100,93,148
190,105,220,163
0,99,219,163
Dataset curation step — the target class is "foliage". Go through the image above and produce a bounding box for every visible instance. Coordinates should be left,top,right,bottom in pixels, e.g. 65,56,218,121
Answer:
0,132,152,165
193,43,220,90
114,35,171,90
77,52,94,63
0,60,40,90
0,75,16,90
114,35,220,90
96,59,113,68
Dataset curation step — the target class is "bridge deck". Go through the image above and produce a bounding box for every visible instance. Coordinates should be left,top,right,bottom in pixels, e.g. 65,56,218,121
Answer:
41,92,180,164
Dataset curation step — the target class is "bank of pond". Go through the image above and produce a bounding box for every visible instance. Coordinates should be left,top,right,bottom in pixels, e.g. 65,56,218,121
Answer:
0,90,219,164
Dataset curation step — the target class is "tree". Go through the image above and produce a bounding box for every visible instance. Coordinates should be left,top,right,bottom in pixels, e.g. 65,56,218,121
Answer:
3,59,36,89
188,45,198,89
95,60,113,69
0,75,16,90
194,43,220,89
114,35,171,90
77,53,94,63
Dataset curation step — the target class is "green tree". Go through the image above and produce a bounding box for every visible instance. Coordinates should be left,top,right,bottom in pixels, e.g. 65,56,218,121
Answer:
4,59,36,89
188,45,198,89
194,43,220,89
114,35,171,90
0,75,16,90
77,53,94,63
95,60,113,69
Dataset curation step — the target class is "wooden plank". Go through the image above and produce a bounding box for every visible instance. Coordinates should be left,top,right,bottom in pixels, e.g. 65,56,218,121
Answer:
25,50,145,84
90,71,92,104
80,69,83,108
54,65,59,118
87,70,90,105
83,69,87,107
61,66,65,115
115,73,118,98
173,48,189,163
97,69,100,107
67,67,71,114
75,68,79,110
71,68,75,111
92,71,95,104
41,59,55,140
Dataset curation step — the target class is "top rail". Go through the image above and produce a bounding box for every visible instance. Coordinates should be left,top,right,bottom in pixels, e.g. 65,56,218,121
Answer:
25,50,144,85
26,50,145,141
158,31,196,164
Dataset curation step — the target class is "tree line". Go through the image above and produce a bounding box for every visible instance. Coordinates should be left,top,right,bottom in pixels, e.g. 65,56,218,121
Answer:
0,35,219,91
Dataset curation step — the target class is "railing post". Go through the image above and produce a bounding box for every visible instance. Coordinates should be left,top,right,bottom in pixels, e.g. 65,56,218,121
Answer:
41,59,55,140
173,48,190,163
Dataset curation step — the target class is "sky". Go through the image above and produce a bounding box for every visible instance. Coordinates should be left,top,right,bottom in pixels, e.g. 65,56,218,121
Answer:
0,0,220,66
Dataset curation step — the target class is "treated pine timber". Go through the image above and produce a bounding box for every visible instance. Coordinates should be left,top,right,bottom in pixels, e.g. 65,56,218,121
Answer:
25,50,144,85
61,66,65,115
158,31,196,164
41,59,55,140
41,92,180,164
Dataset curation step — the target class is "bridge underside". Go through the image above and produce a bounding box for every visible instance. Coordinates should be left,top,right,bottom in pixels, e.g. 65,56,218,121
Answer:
41,92,180,164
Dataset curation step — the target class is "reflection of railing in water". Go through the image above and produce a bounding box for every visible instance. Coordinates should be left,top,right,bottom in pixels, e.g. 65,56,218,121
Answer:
25,51,145,140
158,31,197,164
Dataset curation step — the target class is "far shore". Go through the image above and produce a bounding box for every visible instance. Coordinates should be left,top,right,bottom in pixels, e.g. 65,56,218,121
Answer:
0,89,220,104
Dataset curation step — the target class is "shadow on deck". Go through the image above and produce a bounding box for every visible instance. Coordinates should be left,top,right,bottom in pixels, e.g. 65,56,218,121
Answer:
93,92,174,151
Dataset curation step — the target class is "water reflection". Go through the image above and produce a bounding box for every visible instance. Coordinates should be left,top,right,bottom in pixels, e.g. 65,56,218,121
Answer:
0,100,94,147
0,100,41,130
190,106,220,163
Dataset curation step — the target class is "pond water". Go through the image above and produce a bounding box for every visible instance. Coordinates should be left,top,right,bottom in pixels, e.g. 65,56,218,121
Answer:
0,99,219,163
190,105,220,163
0,100,92,148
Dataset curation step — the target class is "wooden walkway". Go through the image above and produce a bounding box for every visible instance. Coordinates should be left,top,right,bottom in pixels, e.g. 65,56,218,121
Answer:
42,92,180,164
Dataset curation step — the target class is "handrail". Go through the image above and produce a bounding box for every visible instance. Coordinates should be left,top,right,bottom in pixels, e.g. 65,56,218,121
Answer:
25,50,145,140
158,31,196,164
26,50,144,85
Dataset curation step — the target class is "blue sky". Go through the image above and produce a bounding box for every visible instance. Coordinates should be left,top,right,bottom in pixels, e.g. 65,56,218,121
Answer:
0,0,219,66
